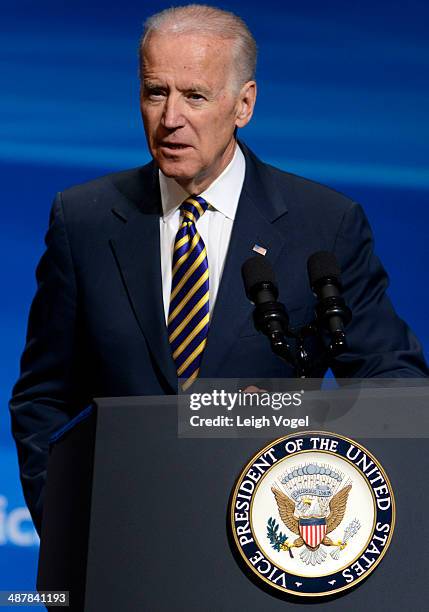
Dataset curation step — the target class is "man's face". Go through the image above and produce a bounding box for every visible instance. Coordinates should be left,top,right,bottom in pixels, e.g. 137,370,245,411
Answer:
140,32,256,194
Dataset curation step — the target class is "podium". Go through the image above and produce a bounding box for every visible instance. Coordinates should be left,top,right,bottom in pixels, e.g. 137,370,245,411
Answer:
37,396,428,611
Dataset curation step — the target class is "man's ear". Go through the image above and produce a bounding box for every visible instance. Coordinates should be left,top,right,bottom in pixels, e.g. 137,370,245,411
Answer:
235,81,257,128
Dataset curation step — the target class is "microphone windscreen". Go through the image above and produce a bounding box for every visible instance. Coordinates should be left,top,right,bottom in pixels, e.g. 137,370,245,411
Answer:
307,251,341,287
242,256,276,297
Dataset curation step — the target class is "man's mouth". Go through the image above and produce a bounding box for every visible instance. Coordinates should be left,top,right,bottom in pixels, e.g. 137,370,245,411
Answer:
159,143,190,150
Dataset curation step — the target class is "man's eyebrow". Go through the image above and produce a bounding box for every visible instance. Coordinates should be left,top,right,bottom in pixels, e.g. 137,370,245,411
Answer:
186,84,212,95
143,80,164,89
187,84,206,90
142,81,212,96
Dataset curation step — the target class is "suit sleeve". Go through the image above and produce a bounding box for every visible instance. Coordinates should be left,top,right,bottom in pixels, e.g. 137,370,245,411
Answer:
331,201,428,378
9,192,90,535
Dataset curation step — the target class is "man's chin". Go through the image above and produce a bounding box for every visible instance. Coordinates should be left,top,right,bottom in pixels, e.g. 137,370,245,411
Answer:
157,159,197,183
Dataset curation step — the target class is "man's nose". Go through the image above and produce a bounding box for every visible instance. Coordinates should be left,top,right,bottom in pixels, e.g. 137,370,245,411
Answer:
161,95,185,130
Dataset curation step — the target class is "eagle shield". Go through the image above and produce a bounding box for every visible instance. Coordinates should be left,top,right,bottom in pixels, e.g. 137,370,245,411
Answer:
299,518,327,548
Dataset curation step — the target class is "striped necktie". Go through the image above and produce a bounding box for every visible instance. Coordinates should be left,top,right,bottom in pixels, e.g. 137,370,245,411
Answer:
168,196,210,390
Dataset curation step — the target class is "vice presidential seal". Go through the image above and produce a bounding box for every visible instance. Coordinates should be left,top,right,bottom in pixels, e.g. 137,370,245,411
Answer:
230,432,395,597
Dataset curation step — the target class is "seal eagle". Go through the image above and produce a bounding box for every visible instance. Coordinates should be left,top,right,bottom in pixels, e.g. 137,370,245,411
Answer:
271,484,352,560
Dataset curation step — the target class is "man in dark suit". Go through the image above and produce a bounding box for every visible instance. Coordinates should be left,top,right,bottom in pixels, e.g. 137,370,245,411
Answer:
9,5,428,535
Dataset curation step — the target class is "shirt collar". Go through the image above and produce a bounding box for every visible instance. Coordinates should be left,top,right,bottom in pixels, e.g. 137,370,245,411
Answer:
159,142,245,222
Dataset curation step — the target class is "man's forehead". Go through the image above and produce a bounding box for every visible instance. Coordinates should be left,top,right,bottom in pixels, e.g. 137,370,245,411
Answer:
142,32,234,92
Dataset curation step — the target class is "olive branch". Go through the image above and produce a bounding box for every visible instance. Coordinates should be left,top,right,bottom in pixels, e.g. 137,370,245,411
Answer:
267,517,293,557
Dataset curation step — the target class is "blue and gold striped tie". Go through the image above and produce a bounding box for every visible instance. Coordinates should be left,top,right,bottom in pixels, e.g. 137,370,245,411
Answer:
168,196,210,390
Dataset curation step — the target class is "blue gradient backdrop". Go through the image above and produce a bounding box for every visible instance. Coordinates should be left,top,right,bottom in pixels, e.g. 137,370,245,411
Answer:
1,0,428,597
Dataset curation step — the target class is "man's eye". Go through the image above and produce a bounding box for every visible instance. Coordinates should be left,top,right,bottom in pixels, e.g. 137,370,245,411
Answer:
146,88,165,98
188,93,205,101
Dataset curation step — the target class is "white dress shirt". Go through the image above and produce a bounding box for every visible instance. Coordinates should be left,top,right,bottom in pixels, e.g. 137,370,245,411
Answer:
159,143,246,322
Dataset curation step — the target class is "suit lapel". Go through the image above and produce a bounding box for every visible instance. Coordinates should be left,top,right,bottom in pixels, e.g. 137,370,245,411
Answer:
109,164,178,391
199,143,289,377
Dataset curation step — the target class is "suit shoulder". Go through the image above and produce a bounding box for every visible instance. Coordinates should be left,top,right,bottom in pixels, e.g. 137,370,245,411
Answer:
265,163,356,216
58,163,154,214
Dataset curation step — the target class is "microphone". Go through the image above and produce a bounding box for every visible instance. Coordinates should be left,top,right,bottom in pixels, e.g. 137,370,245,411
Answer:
241,255,290,342
307,251,352,354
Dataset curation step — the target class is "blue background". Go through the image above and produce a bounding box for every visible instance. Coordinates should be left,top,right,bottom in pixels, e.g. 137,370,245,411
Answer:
1,0,428,597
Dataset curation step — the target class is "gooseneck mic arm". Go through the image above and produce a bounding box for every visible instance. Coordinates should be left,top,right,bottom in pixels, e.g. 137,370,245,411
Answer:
307,251,352,357
241,256,296,368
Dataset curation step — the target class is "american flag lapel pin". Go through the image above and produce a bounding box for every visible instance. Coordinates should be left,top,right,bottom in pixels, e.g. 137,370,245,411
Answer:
252,244,267,256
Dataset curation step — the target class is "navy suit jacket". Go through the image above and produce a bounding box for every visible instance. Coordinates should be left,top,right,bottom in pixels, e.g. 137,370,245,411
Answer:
10,141,428,532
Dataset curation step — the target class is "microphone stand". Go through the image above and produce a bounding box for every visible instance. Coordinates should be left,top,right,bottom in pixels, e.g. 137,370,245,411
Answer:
291,322,349,378
253,304,351,378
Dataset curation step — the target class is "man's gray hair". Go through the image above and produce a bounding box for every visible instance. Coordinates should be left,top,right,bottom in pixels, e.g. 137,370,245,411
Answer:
139,4,257,90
